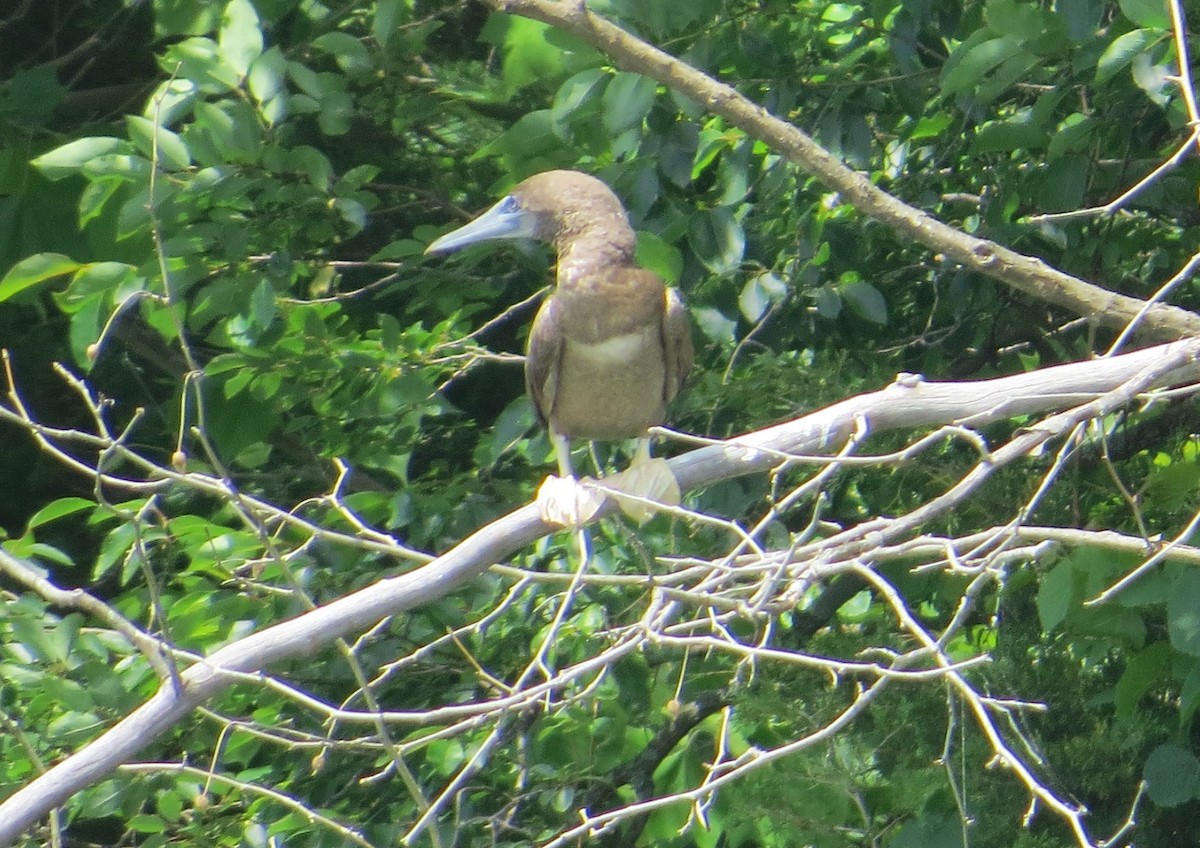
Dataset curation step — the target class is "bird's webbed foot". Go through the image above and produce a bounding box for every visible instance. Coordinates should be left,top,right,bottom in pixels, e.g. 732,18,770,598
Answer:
605,456,682,524
536,475,607,527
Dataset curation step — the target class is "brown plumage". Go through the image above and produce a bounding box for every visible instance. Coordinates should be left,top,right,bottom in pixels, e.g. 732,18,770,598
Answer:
427,170,693,523
515,173,691,441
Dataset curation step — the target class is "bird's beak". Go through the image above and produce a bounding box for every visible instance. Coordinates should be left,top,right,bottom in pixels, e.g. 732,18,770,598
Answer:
425,196,539,254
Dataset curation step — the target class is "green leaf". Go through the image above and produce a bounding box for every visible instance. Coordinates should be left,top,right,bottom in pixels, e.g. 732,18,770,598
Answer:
1181,666,1200,727
840,280,887,324
223,368,256,399
970,119,1049,153
286,61,324,98
692,306,737,345
602,72,656,135
11,540,75,568
154,1,220,37
219,0,263,77
31,137,128,180
551,68,607,128
6,67,66,124
1096,29,1155,84
660,120,699,187
69,262,141,300
143,78,198,126
494,17,563,95
317,89,354,136
1169,569,1200,657
941,36,1023,96
0,253,82,302
288,145,333,191
815,284,842,318
1118,0,1169,29
1144,459,1200,513
1114,642,1172,719
635,231,683,284
126,116,192,170
156,789,184,821
1056,0,1104,41
690,207,745,275
65,292,106,366
717,139,753,206
77,176,124,228
1131,51,1171,104
248,46,287,109
485,398,534,465
475,110,559,163
93,523,137,583
1037,560,1078,632
891,812,963,848
27,498,95,531
1143,744,1200,806
1047,113,1096,159
332,198,367,232
985,0,1066,47
340,163,380,188
165,37,241,93
974,51,1040,102
911,112,953,141
249,279,276,330
191,100,263,162
128,814,166,834
81,154,151,180
1036,155,1087,212
372,239,424,261
116,189,153,239
312,32,372,74
738,272,787,323
373,0,409,48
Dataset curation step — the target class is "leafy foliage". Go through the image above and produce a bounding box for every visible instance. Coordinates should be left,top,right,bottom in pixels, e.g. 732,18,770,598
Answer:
2,0,1200,845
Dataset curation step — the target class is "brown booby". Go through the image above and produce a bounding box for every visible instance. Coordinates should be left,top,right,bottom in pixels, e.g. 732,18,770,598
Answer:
426,170,693,525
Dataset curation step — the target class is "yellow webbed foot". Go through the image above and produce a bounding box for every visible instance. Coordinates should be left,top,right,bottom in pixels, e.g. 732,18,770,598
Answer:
536,475,607,527
605,457,681,524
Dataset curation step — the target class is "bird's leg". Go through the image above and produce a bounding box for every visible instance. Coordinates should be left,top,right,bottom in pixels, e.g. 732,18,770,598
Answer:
605,438,682,524
536,432,607,527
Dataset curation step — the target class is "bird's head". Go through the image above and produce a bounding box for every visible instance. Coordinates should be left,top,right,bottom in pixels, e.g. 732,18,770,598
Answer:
425,170,634,258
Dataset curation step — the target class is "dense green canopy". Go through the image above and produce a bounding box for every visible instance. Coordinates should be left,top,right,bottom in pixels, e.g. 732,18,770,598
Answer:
2,0,1200,845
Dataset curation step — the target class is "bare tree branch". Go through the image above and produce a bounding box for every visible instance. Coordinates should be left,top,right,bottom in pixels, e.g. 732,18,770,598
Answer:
2,337,1199,843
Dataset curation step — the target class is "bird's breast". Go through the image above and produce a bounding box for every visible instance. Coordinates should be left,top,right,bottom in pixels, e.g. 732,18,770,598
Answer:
549,326,668,441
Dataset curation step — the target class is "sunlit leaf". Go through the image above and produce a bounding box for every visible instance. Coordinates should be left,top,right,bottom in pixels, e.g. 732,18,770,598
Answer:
0,253,81,302
602,72,656,135
31,137,128,180
126,116,192,170
26,498,95,531
1095,28,1154,84
219,0,263,77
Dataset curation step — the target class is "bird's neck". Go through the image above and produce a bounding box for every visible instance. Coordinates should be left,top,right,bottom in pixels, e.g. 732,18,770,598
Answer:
555,228,636,288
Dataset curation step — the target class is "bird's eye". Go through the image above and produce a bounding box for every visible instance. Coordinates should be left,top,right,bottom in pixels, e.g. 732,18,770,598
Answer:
497,196,520,214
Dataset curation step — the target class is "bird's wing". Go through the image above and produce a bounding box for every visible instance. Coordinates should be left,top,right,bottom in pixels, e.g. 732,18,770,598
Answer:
661,287,693,403
525,296,563,430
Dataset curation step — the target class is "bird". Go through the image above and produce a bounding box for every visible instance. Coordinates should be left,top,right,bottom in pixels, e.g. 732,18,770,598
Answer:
425,170,693,526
